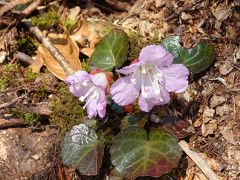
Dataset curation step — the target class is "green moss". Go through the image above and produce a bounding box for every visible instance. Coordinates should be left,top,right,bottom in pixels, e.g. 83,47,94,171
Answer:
64,18,74,31
24,68,37,82
16,36,39,56
31,8,60,30
0,63,21,90
128,32,159,62
50,83,86,140
0,79,6,91
12,108,39,126
82,61,91,72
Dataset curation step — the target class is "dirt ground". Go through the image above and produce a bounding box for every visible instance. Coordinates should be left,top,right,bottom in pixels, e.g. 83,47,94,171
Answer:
0,0,239,179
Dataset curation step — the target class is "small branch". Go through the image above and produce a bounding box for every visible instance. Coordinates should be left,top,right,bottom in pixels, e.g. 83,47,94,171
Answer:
18,0,42,20
0,118,26,129
15,51,33,65
0,0,31,16
178,140,219,180
37,1,58,10
23,21,74,76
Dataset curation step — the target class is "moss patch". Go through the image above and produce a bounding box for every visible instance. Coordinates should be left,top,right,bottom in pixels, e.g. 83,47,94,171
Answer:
31,8,60,30
50,83,86,140
12,108,39,126
16,36,39,56
0,63,22,91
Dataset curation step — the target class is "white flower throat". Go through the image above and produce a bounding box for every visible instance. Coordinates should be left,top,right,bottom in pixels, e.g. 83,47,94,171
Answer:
77,80,101,109
130,64,163,98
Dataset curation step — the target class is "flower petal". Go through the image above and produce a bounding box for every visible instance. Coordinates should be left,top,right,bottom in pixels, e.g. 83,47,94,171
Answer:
139,45,173,68
161,64,189,93
86,88,106,118
90,72,108,89
65,70,89,84
138,87,170,112
117,62,140,75
110,76,140,106
65,71,90,97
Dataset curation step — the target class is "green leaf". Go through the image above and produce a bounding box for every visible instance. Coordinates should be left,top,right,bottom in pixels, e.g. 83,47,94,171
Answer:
110,127,181,179
61,124,104,175
161,36,215,74
88,29,129,71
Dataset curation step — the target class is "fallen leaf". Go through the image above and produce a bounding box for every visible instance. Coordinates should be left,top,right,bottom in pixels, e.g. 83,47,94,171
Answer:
80,47,95,57
212,3,231,32
210,95,226,108
29,53,44,74
36,33,81,80
70,19,110,49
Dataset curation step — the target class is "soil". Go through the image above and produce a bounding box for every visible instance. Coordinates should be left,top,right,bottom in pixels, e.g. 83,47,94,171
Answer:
0,0,239,179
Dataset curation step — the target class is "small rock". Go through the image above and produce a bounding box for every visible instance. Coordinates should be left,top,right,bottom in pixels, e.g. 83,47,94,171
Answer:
210,95,226,108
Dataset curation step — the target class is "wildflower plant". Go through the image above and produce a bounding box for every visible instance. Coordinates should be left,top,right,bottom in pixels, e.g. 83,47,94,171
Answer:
61,29,215,179
110,45,189,112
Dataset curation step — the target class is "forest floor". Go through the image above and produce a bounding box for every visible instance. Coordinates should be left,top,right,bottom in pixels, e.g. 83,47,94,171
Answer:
0,0,239,179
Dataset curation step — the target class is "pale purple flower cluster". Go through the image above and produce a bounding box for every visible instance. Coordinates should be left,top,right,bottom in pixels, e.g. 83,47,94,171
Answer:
65,71,107,118
110,45,189,112
66,45,189,118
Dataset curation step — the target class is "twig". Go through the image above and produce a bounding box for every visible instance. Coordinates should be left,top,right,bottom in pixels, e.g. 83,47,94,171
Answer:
0,118,26,129
23,20,75,75
0,0,31,16
15,51,33,65
0,94,27,109
18,0,43,20
178,140,219,180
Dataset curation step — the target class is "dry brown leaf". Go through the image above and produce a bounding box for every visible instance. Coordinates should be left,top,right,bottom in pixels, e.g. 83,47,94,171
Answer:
29,53,44,74
70,20,101,49
80,48,95,57
70,19,136,58
36,33,81,80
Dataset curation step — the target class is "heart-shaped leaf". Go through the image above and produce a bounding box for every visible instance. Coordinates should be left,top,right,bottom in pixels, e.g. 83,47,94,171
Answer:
161,36,215,74
61,124,104,175
88,29,129,71
110,127,181,179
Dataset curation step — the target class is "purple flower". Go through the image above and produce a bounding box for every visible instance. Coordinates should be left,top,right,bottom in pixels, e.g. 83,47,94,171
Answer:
110,45,189,112
65,71,108,118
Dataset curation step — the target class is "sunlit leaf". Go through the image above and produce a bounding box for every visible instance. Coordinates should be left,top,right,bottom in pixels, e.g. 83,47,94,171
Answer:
61,124,104,175
88,29,129,71
111,127,181,179
161,36,215,74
